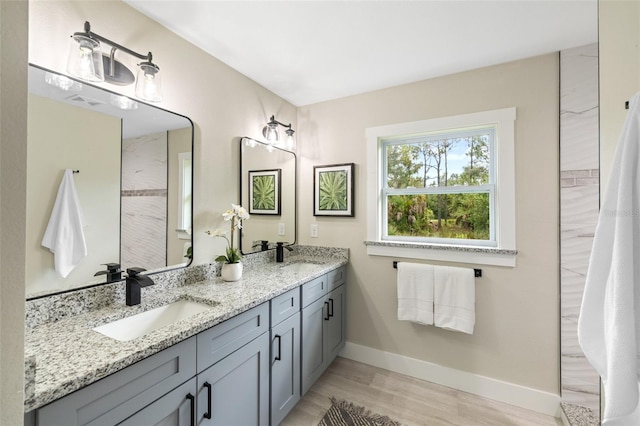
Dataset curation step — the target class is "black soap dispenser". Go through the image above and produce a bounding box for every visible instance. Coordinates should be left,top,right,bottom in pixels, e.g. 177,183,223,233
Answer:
276,242,284,263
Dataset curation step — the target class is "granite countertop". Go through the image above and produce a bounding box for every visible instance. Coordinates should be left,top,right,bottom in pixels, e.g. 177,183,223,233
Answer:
24,254,347,412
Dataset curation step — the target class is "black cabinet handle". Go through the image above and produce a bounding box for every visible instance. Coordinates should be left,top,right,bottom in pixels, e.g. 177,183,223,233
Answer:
328,298,334,318
274,335,282,361
186,393,195,426
324,301,330,320
203,381,212,419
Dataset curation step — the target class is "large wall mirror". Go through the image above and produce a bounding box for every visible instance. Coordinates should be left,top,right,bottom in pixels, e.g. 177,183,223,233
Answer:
26,64,193,299
239,137,296,254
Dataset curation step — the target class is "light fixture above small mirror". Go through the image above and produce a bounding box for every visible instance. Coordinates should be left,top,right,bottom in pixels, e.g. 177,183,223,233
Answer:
262,115,295,151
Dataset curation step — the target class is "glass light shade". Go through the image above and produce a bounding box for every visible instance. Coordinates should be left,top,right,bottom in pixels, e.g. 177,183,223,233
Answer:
67,34,104,82
263,125,279,143
285,133,295,151
135,63,163,102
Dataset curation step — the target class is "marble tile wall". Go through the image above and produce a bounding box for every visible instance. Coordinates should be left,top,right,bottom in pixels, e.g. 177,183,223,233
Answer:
121,132,168,270
559,43,600,424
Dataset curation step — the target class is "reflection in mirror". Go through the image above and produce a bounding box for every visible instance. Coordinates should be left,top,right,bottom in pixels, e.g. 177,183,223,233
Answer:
26,64,193,299
239,137,296,254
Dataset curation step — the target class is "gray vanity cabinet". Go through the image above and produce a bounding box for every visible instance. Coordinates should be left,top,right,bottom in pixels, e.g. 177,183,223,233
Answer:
118,378,196,426
270,288,301,425
35,337,197,426
326,284,346,364
196,332,270,425
195,302,270,425
28,266,347,426
301,266,346,395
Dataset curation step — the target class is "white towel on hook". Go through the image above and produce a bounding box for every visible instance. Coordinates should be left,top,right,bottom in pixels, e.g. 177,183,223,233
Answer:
397,262,434,325
434,266,475,334
41,169,87,278
578,92,640,425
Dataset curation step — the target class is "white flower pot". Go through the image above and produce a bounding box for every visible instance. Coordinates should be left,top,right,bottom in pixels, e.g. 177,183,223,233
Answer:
221,262,243,282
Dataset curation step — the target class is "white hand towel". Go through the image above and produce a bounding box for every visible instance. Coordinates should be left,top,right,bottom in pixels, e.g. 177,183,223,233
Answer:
578,92,640,425
434,266,475,334
41,169,87,278
397,262,434,325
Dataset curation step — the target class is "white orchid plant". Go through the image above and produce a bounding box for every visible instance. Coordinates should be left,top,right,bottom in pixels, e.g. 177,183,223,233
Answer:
206,204,250,264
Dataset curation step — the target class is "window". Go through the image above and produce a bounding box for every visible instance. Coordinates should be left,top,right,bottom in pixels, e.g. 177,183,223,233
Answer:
366,108,517,267
177,151,192,240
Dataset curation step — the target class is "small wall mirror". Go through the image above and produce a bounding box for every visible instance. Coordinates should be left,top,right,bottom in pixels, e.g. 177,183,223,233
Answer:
26,64,193,298
239,137,296,254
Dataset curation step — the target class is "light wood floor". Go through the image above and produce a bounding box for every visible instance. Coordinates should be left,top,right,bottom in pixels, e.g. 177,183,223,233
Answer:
282,357,563,426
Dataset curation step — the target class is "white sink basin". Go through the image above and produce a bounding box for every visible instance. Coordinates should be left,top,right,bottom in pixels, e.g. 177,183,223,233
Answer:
93,300,214,342
280,262,323,274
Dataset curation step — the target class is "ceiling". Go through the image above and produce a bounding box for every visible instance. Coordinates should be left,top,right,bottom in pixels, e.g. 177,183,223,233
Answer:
125,0,598,107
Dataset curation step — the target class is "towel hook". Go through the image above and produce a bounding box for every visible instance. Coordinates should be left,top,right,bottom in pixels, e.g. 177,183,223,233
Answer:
392,261,482,278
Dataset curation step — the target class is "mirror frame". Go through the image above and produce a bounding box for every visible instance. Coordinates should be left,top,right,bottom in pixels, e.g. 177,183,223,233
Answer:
26,64,195,301
239,137,297,255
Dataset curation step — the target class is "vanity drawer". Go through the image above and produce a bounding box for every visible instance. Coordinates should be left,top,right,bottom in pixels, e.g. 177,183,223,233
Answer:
328,265,346,291
196,302,269,373
301,274,328,308
271,287,300,326
36,337,196,426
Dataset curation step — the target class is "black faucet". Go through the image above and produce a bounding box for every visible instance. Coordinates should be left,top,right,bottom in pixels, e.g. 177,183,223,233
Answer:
276,242,293,262
94,263,122,282
126,267,155,306
252,240,270,251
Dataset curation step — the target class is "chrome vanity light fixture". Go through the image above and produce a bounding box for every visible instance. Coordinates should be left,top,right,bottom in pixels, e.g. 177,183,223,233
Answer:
67,21,163,102
262,115,295,150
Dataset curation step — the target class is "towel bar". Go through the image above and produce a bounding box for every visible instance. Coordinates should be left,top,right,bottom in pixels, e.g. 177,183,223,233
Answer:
392,261,482,278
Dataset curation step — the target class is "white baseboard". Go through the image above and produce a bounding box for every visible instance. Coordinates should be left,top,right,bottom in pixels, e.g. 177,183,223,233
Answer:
339,341,561,417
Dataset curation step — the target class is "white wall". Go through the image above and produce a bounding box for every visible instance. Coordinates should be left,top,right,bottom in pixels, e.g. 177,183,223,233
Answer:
599,0,640,190
26,95,120,295
297,53,560,394
0,0,28,423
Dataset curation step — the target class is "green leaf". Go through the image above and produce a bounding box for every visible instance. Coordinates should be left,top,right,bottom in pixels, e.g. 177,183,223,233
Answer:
318,170,347,210
252,175,276,210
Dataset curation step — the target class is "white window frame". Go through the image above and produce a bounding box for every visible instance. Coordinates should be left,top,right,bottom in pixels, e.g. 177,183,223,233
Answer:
365,108,517,267
176,151,192,240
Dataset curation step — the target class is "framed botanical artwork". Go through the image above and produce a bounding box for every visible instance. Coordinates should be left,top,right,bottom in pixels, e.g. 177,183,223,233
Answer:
314,163,354,217
249,169,281,215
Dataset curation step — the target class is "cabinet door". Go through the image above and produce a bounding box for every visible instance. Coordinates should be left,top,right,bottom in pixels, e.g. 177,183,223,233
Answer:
37,337,196,426
271,312,301,426
327,285,346,363
196,302,269,373
118,378,196,426
197,332,269,426
301,296,328,395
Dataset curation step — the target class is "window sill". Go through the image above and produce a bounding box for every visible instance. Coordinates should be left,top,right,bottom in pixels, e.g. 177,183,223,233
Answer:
364,240,517,267
176,229,191,240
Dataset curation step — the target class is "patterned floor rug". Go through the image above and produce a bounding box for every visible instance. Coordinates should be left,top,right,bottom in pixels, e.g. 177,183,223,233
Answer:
318,397,402,426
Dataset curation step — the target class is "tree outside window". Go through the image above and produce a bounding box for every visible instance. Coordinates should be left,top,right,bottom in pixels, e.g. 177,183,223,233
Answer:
383,128,494,243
